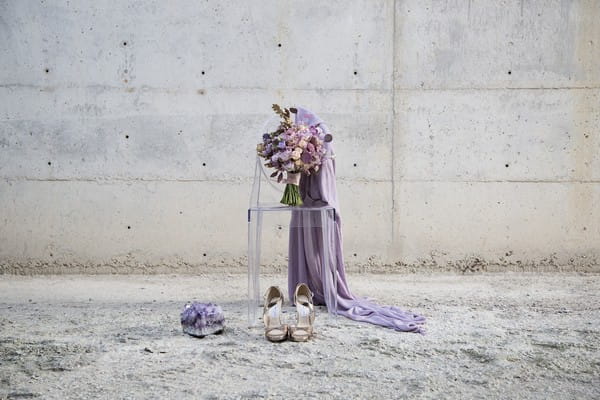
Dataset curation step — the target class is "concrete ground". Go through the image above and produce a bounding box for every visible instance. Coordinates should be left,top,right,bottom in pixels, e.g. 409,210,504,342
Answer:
0,272,599,399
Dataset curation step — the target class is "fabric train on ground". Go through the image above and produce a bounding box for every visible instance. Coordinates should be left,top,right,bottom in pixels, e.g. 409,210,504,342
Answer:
288,107,426,334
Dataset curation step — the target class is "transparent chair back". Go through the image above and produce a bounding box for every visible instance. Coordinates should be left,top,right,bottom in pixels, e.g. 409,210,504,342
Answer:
249,115,286,208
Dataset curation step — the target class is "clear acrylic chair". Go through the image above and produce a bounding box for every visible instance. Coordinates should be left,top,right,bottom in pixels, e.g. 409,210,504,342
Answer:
247,116,338,327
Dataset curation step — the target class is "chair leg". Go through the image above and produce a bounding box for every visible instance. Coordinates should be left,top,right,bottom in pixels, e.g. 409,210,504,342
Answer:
248,210,263,327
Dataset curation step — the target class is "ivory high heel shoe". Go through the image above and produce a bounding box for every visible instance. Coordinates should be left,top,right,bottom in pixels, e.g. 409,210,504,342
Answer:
263,286,288,342
289,283,315,342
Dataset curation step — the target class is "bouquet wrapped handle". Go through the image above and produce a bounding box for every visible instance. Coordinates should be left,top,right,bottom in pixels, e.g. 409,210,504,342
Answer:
286,172,301,185
281,172,303,206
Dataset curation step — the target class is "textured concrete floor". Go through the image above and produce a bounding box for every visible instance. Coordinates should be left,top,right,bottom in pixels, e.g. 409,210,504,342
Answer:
0,273,599,399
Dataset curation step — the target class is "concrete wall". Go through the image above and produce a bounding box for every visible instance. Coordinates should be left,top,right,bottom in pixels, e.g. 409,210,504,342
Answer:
1,0,598,273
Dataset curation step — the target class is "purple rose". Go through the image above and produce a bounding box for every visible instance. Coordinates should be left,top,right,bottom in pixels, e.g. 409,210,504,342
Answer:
301,151,312,163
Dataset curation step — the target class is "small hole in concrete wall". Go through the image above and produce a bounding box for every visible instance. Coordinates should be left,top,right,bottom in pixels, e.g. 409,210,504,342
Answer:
44,68,49,73
47,161,51,166
127,225,131,229
507,70,512,75
353,163,357,167
202,162,206,166
201,71,205,75
203,253,207,257
353,253,357,257
50,253,53,257
278,226,282,230
179,211,183,215
353,71,358,75
125,134,129,139
123,41,127,46
505,163,509,168
278,43,282,47
584,133,589,139
583,226,587,231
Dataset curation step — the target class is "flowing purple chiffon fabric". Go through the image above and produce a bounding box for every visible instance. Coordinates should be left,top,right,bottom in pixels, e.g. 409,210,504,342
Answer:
288,107,426,333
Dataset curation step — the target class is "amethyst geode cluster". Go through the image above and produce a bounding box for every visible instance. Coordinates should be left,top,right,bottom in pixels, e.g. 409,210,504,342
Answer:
180,302,225,337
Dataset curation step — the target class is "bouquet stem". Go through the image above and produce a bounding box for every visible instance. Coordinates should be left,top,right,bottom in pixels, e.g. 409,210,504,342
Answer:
280,172,303,206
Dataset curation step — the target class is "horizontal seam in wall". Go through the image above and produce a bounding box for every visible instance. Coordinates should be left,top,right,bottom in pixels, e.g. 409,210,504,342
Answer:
0,84,392,93
0,177,252,183
399,179,600,183
1,178,598,184
1,84,599,92
396,86,600,91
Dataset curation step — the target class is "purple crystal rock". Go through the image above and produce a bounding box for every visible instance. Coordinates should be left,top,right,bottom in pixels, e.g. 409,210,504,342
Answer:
180,302,225,338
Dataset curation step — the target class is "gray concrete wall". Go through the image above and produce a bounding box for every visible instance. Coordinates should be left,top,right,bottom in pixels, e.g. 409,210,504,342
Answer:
1,0,599,274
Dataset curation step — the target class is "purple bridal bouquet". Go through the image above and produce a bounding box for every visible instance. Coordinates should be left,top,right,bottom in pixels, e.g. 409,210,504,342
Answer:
256,104,328,206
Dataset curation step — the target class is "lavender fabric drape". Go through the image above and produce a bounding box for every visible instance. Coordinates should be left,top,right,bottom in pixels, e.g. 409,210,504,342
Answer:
288,107,426,334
